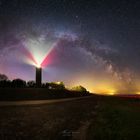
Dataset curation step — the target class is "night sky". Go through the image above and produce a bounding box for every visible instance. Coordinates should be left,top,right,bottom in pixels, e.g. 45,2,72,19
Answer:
0,0,140,94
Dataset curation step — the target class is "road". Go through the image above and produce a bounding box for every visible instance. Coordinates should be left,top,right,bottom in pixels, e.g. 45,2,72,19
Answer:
0,96,92,106
0,95,97,140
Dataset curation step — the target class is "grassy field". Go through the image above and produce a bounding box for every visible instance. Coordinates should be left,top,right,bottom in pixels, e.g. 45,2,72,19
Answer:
0,95,139,140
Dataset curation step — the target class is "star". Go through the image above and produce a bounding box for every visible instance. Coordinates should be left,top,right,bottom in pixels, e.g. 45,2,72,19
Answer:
75,15,79,19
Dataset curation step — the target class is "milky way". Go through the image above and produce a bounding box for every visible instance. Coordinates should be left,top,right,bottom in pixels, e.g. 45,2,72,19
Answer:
0,0,140,94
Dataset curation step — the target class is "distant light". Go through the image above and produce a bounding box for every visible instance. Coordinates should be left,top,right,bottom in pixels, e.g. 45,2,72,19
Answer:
136,92,140,95
108,92,115,96
107,89,116,96
56,81,61,84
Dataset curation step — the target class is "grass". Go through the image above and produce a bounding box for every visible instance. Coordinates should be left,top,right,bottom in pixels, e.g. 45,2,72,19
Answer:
87,96,140,140
0,95,139,140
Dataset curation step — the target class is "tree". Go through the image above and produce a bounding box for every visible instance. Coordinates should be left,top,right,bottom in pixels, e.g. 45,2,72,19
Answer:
48,82,65,90
71,85,87,92
0,80,12,87
0,74,8,81
0,74,10,87
12,79,26,87
27,81,36,87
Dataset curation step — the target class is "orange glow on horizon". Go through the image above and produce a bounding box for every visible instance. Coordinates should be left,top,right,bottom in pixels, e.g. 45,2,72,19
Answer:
93,89,116,95
68,75,140,95
136,92,140,95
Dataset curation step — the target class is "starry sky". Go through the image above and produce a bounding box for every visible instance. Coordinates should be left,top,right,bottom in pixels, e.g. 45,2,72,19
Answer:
0,0,140,94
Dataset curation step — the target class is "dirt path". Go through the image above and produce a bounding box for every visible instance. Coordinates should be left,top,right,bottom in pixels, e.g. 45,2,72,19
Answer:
72,103,100,140
0,96,92,106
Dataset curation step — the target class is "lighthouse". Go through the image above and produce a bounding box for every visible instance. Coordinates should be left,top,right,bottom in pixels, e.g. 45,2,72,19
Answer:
36,66,42,87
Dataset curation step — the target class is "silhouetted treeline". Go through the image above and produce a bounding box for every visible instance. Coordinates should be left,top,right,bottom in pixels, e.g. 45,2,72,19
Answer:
0,74,65,89
0,79,65,89
0,74,91,100
0,74,89,94
0,79,26,88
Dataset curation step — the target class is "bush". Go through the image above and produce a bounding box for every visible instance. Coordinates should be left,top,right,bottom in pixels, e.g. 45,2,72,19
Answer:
12,79,26,87
71,85,87,92
27,81,36,87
